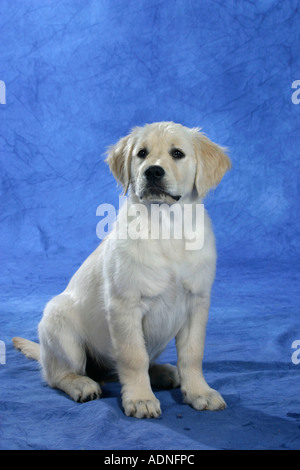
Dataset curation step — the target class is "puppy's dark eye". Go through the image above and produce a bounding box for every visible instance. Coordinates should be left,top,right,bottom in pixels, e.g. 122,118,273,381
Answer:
171,148,185,159
137,148,148,159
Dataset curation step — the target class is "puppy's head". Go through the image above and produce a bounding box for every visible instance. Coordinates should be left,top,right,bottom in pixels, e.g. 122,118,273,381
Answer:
106,122,231,202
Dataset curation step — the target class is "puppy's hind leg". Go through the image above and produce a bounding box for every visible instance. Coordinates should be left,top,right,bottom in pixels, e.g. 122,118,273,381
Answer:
39,294,102,403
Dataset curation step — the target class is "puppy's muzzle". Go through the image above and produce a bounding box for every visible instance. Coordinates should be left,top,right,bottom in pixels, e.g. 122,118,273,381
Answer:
145,165,165,183
142,165,181,202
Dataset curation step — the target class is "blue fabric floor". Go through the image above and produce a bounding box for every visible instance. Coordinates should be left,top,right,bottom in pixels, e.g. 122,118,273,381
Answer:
1,0,300,450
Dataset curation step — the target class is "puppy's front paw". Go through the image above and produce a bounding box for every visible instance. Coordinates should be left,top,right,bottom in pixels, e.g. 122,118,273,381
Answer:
183,388,226,411
123,396,161,419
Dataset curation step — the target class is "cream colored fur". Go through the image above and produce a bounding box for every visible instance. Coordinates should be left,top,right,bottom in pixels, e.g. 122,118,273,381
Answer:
13,122,231,418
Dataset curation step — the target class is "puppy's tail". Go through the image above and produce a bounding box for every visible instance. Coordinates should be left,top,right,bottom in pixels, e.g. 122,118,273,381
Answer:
12,337,40,362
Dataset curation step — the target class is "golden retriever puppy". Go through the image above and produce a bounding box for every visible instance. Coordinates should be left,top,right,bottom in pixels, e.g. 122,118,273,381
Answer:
13,122,231,418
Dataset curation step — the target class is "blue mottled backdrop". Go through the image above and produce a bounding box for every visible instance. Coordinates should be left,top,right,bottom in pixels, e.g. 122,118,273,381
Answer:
0,0,300,450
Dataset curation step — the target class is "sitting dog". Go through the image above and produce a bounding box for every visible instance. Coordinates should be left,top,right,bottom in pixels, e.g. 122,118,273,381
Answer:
13,122,231,418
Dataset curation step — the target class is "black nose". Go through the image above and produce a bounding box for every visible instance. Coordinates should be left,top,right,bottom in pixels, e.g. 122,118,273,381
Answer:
145,165,165,182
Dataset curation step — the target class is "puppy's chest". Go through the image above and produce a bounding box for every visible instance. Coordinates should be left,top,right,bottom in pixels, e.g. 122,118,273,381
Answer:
139,257,197,323
133,239,201,297
141,281,189,356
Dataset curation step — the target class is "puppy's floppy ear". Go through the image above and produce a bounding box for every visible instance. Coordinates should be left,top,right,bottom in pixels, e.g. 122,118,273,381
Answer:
192,128,231,198
105,132,136,195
